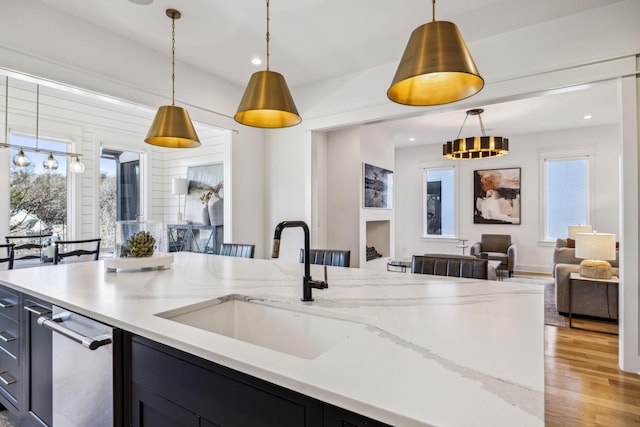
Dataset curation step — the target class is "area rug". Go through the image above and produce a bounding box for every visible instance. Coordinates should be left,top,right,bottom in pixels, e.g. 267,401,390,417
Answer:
503,276,566,327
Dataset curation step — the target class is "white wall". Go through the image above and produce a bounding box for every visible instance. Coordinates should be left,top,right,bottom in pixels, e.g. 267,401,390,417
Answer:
394,124,621,273
326,127,361,265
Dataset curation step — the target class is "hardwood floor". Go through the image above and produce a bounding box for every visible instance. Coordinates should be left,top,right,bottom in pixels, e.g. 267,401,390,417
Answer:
545,323,640,426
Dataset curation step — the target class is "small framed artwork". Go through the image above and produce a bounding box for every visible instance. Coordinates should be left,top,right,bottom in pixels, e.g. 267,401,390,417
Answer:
185,163,224,225
473,167,521,224
363,163,393,209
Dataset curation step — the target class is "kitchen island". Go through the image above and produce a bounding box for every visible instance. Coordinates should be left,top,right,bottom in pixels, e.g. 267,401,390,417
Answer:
0,252,544,426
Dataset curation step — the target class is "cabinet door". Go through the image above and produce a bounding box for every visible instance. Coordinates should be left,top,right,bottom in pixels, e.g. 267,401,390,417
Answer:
24,298,52,427
132,383,199,427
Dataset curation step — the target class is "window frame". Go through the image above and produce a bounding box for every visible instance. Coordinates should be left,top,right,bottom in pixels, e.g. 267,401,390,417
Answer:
420,162,458,240
539,149,595,244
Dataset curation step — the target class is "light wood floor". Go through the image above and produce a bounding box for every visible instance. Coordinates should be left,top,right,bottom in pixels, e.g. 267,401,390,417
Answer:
545,322,640,426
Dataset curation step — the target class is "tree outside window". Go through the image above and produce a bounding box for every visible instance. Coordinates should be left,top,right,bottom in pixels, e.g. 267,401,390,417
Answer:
9,134,68,238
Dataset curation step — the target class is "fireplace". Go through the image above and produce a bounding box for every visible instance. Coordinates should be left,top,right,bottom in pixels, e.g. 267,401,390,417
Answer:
365,220,390,260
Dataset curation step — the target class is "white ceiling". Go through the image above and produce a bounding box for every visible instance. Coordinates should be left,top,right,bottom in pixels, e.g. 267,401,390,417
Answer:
35,0,622,143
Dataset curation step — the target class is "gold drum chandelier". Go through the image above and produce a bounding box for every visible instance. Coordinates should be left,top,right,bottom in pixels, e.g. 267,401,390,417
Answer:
145,9,201,148
234,0,301,128
388,0,484,106
443,109,508,159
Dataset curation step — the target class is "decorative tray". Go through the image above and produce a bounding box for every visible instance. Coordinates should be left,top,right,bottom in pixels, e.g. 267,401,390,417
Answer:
105,253,174,272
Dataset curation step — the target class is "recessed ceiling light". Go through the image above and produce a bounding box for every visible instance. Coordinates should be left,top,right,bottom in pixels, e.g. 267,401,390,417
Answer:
584,115,592,120
128,0,154,5
409,137,415,141
251,57,262,66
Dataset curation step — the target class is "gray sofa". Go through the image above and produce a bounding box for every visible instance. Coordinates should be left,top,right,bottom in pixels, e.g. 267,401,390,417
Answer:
554,239,619,319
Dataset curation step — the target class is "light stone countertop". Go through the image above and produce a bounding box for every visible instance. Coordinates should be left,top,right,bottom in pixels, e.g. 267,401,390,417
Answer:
0,252,544,426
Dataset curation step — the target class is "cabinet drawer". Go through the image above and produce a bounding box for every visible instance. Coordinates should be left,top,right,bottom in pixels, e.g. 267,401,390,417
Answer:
0,287,19,322
0,315,19,358
0,347,20,406
132,339,321,427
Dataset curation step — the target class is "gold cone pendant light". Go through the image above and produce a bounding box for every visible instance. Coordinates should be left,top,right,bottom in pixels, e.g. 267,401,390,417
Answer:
388,0,484,106
443,109,508,159
234,0,301,128
145,9,201,148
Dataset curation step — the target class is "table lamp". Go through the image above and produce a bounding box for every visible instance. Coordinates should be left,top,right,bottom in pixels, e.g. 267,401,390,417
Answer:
172,177,188,222
568,225,592,240
575,232,616,279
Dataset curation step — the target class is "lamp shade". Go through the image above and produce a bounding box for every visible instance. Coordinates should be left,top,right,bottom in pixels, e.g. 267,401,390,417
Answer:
145,105,201,148
234,70,301,128
567,225,592,240
172,177,188,195
575,233,616,261
387,21,484,106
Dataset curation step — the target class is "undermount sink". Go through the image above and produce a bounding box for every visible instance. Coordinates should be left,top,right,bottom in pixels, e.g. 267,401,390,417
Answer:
155,294,367,359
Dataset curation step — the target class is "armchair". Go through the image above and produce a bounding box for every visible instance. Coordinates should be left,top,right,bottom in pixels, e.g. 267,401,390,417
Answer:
470,234,517,277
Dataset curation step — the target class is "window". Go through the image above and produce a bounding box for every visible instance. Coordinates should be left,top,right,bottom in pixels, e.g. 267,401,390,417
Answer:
423,166,456,237
543,155,590,240
9,134,69,238
100,148,141,251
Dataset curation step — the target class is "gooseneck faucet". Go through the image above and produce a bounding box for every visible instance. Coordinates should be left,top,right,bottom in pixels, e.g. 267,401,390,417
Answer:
272,220,328,302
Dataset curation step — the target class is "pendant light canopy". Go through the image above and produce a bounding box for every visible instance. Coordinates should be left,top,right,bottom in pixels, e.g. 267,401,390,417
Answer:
443,109,508,159
234,0,301,128
145,9,201,148
388,0,484,106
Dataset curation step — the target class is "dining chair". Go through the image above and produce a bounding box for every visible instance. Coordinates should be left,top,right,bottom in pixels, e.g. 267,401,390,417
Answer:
53,238,101,265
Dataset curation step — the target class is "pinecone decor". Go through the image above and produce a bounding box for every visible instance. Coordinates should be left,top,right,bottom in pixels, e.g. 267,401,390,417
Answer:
123,231,156,257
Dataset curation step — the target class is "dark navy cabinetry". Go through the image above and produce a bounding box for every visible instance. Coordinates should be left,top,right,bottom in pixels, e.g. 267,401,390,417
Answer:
130,335,390,427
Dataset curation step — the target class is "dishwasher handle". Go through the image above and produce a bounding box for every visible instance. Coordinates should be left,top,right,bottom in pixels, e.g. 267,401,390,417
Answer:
37,315,112,350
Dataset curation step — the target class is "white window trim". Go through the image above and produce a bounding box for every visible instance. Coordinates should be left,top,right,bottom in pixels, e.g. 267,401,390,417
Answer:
418,161,459,239
538,148,595,243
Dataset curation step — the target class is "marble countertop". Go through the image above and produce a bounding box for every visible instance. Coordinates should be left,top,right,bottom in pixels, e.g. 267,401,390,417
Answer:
0,252,544,426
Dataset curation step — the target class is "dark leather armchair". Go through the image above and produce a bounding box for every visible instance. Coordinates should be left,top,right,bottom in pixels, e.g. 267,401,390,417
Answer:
0,244,15,270
299,249,350,267
219,243,255,258
53,238,101,264
470,234,517,277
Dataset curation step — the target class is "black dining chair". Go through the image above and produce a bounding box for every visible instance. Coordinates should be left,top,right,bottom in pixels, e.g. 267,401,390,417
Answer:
0,244,15,270
219,243,255,258
299,249,351,267
53,238,101,265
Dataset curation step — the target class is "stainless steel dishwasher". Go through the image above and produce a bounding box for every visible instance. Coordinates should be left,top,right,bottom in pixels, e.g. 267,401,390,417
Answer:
37,305,114,427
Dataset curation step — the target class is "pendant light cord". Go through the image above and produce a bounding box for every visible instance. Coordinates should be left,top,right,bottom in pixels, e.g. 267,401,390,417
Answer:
4,77,7,145
477,113,487,137
455,110,488,139
455,111,469,139
432,0,436,22
36,85,39,150
171,13,176,106
266,0,270,71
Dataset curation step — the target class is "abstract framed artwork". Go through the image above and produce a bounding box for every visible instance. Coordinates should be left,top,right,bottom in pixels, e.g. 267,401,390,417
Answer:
473,167,521,224
363,163,393,209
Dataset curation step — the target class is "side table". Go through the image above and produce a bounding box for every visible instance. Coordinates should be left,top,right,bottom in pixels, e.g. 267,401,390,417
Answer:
569,272,619,334
456,239,469,255
387,258,412,273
